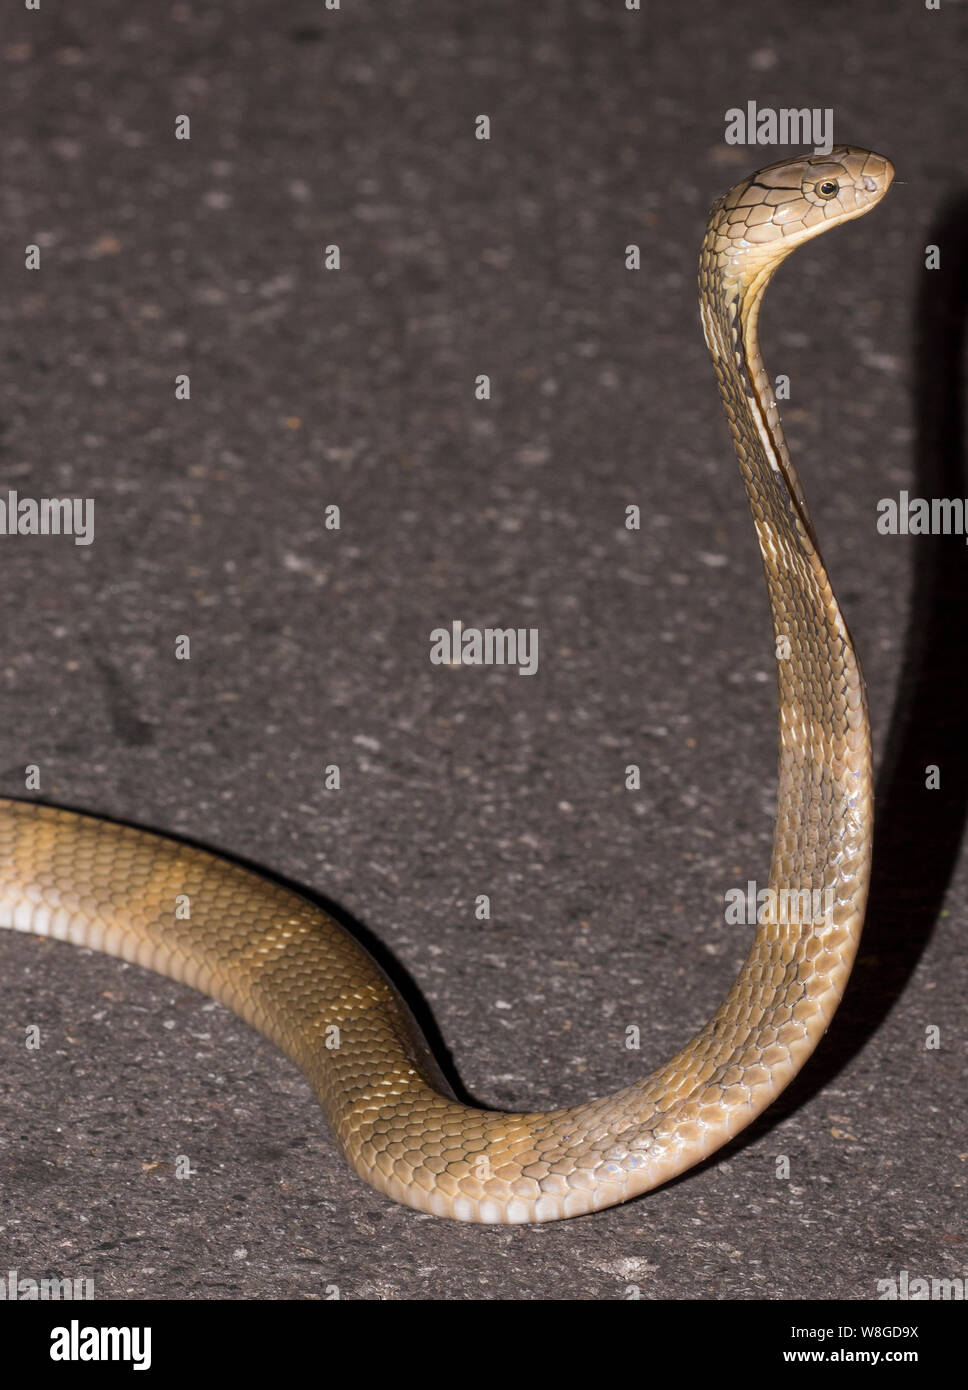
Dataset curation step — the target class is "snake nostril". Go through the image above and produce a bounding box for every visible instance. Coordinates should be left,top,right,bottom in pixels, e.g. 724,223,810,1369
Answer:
863,176,877,192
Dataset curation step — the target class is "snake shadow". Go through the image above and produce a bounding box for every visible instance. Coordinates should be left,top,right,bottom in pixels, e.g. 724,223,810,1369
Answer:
681,185,968,1177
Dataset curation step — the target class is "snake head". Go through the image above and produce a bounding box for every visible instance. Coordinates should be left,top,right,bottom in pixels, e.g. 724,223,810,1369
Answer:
705,145,895,281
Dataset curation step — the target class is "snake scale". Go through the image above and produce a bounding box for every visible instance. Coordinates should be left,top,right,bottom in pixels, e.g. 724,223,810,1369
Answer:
1,146,892,1222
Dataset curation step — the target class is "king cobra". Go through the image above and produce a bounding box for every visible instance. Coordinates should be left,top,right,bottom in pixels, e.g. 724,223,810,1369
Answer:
0,146,892,1223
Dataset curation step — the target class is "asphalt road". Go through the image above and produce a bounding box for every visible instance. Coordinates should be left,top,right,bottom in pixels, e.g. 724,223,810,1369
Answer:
1,0,965,1301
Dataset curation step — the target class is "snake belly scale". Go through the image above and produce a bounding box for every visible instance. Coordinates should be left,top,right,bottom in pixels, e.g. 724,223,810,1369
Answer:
0,146,892,1223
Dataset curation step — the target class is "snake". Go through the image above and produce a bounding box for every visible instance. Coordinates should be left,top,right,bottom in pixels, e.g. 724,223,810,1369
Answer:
0,145,893,1223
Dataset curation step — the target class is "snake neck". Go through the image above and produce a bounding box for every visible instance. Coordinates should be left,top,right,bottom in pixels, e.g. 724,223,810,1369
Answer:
698,238,873,909
701,249,820,554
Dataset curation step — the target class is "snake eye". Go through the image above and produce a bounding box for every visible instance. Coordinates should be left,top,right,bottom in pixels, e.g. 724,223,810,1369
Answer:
816,179,839,199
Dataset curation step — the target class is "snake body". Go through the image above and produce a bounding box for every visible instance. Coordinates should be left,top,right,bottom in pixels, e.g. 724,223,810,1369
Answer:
0,147,892,1222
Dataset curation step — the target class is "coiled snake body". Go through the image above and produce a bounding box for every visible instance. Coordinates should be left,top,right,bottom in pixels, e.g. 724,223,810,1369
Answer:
0,147,892,1222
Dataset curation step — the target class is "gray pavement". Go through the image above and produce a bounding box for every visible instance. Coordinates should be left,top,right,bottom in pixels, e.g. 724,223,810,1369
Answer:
0,0,965,1300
